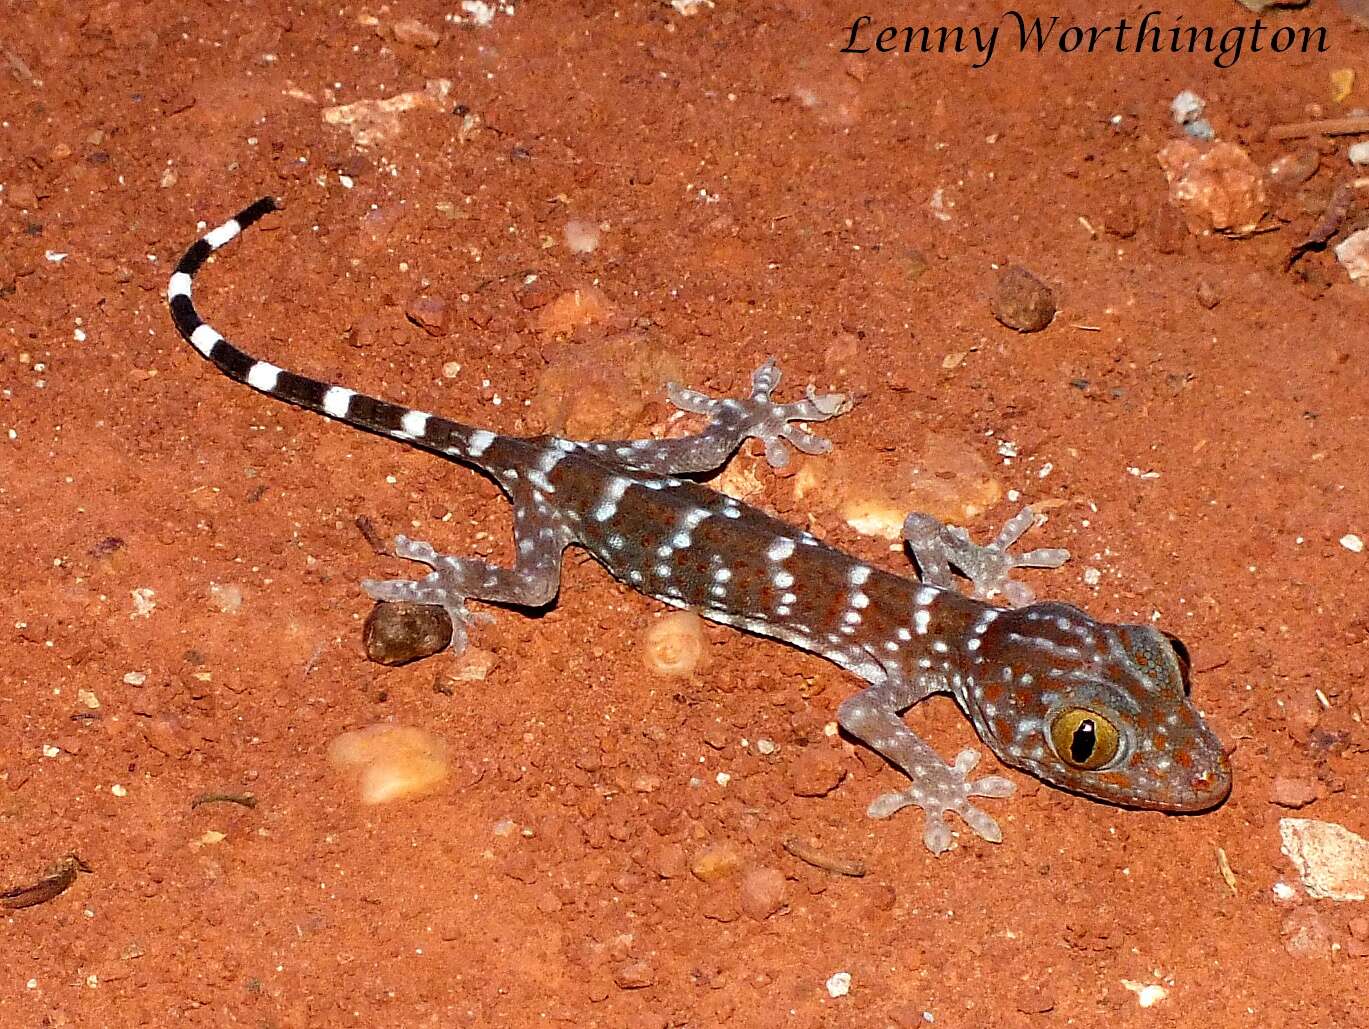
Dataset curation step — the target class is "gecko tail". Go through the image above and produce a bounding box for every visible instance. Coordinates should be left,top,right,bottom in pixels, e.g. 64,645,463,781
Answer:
166,197,510,469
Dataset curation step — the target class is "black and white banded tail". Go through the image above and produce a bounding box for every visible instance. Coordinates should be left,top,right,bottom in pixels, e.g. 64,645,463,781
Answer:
166,197,507,467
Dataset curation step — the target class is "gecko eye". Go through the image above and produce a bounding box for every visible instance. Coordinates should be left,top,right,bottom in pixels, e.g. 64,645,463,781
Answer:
1049,708,1121,770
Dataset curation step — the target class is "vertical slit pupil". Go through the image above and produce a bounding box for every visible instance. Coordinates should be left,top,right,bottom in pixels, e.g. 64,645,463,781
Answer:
1070,719,1097,763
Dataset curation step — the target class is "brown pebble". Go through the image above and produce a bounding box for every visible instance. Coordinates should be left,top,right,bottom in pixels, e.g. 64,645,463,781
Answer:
790,746,848,798
1195,279,1221,309
392,18,441,47
1270,776,1319,809
690,843,743,883
7,183,38,210
614,961,656,990
1347,937,1369,959
739,867,787,920
363,602,452,666
404,294,449,336
653,843,688,879
991,265,1056,333
1015,986,1056,1014
863,881,897,913
1349,916,1369,941
1268,149,1320,188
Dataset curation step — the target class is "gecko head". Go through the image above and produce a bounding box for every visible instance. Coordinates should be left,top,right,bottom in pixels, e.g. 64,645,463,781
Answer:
961,601,1231,812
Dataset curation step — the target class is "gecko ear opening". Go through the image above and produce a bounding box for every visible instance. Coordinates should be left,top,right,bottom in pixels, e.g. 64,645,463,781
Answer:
1160,631,1192,695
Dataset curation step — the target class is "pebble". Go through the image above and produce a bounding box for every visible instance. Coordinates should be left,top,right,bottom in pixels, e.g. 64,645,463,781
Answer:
1270,777,1319,809
1340,533,1364,553
653,843,688,879
614,962,655,990
1280,817,1369,901
990,265,1056,333
404,294,449,336
690,843,743,882
1334,230,1369,285
739,867,787,920
1268,149,1320,187
1348,141,1369,167
533,287,611,338
363,602,452,665
825,971,851,998
322,79,453,147
327,724,452,805
1156,139,1268,237
789,746,848,797
642,611,706,677
392,18,441,47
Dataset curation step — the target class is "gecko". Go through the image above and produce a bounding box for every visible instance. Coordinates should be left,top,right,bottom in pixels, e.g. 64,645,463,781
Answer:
167,197,1231,853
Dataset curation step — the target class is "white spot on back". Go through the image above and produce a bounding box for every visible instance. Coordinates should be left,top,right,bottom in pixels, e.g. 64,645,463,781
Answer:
768,538,795,562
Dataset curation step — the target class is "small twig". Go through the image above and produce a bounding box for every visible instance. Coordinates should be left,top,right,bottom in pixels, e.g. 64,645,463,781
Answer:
191,791,258,810
1268,115,1369,140
355,515,392,557
1,853,90,909
782,836,866,877
0,43,36,85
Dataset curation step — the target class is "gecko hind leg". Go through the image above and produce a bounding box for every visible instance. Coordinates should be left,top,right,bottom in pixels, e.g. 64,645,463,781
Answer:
837,678,1016,855
361,514,568,651
582,359,853,476
903,506,1070,607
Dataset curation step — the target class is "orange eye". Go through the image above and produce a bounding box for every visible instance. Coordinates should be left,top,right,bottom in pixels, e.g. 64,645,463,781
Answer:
1049,708,1121,770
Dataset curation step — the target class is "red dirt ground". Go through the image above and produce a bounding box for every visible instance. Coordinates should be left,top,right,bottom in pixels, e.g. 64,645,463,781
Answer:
3,1,1367,1025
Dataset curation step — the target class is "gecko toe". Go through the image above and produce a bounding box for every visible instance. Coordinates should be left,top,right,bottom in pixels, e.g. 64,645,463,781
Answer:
867,788,919,820
957,803,1003,844
923,814,954,855
968,775,1016,799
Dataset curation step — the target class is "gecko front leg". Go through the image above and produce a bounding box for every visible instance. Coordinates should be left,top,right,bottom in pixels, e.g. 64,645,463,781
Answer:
903,506,1069,607
837,677,1016,855
580,359,852,476
362,490,571,651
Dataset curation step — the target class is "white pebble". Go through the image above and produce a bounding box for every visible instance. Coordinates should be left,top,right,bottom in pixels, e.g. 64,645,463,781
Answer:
1340,533,1364,554
122,671,147,686
563,219,600,254
110,784,127,797
826,971,852,998
1349,141,1369,167
1121,980,1168,1008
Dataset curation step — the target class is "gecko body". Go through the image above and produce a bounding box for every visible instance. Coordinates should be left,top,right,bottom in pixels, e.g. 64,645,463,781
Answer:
168,198,1231,853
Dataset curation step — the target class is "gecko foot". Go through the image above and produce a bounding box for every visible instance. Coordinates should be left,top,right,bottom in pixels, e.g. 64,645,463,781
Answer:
903,506,1069,606
866,749,1017,855
361,535,495,652
666,359,853,469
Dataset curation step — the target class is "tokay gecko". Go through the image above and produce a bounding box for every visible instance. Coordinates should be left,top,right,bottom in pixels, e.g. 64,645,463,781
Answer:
167,198,1231,853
